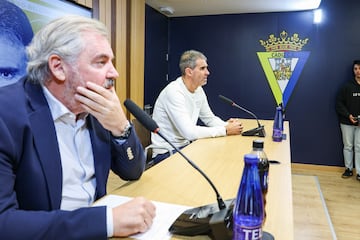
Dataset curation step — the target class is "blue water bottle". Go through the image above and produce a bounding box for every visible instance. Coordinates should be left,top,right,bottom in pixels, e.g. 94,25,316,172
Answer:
279,103,285,134
233,154,264,240
272,106,283,142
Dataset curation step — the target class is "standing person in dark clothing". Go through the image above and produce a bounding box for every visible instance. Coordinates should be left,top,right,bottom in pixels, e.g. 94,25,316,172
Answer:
336,60,360,180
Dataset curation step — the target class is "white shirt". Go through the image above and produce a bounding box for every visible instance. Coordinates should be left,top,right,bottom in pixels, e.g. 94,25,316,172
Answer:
42,87,96,210
151,77,227,156
42,87,114,237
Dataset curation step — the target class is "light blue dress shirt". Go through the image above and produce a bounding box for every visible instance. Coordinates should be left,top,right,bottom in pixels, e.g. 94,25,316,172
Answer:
42,86,113,237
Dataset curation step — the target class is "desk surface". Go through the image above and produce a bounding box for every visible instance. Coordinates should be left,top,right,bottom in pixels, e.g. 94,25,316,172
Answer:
111,119,293,240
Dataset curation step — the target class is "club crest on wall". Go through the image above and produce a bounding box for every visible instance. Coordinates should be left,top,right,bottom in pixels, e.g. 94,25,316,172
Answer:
257,31,310,108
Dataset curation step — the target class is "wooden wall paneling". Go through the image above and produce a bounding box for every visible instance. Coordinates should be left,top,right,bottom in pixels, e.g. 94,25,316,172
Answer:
72,0,145,118
73,0,92,8
97,0,112,35
129,0,145,112
115,0,130,116
97,0,145,118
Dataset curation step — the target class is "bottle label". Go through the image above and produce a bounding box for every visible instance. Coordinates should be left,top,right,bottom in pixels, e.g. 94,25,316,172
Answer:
233,225,262,240
272,129,282,142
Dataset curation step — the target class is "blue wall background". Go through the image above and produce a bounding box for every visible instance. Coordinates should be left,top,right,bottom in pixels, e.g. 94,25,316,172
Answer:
144,0,360,166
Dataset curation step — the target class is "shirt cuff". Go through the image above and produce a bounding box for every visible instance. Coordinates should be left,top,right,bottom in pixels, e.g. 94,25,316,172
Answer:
106,207,114,237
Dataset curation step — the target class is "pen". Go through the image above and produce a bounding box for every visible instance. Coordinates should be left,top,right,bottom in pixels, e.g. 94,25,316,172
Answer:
269,160,280,164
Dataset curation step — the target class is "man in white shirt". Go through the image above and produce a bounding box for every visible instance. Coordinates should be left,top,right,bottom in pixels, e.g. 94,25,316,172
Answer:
151,50,243,164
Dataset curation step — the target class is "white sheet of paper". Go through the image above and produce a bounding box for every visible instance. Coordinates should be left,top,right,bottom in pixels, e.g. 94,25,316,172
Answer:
93,194,192,240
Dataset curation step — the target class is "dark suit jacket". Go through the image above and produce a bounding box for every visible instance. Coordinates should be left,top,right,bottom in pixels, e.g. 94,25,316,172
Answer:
0,78,146,239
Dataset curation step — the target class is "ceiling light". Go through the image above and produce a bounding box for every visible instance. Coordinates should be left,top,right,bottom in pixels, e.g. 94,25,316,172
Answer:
159,6,174,15
313,9,322,24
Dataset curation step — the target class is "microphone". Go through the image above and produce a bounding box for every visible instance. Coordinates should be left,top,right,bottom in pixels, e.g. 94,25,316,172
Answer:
124,99,234,239
218,95,266,137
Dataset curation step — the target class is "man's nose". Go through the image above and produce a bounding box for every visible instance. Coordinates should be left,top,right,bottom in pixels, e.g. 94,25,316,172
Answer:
108,63,119,79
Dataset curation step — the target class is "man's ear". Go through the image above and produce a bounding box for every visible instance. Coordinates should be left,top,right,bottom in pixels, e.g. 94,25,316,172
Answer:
48,55,66,81
185,67,193,76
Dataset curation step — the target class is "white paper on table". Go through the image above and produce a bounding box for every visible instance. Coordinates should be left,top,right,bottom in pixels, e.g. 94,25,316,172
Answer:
93,194,192,240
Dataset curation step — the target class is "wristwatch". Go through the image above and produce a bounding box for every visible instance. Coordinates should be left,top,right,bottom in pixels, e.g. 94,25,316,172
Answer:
117,121,132,139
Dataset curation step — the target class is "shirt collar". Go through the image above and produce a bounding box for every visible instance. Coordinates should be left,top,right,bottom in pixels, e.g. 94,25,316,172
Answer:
42,86,88,123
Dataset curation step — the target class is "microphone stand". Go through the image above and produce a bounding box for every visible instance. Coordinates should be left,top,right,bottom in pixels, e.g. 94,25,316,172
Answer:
124,99,233,239
124,99,274,240
218,95,266,137
233,103,266,137
156,130,226,211
158,125,272,240
155,131,235,240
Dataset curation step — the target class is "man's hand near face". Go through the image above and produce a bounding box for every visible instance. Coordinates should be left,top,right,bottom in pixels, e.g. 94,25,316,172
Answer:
75,81,129,136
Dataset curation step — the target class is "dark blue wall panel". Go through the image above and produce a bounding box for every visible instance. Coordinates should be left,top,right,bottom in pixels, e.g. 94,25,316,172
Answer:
144,6,169,108
144,0,360,166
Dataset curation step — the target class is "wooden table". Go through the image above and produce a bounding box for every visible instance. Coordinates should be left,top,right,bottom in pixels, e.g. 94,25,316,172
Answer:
110,119,293,240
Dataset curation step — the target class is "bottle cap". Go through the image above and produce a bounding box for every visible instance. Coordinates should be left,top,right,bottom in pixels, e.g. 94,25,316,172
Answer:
252,139,264,149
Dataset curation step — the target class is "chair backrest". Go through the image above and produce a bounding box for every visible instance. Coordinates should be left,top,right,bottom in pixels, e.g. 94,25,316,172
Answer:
132,118,174,169
132,118,151,149
132,118,154,169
